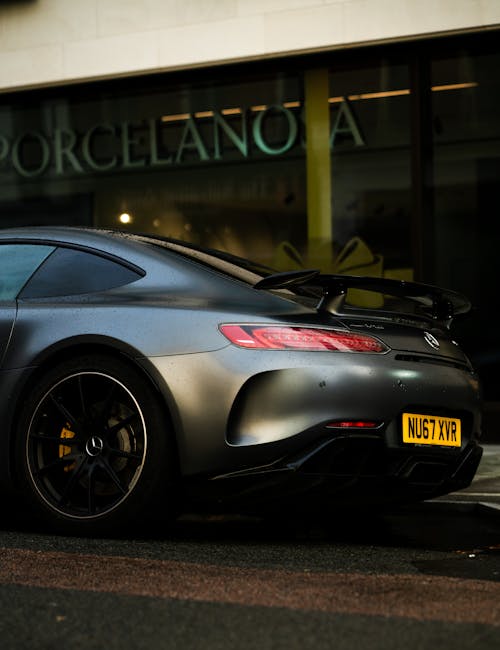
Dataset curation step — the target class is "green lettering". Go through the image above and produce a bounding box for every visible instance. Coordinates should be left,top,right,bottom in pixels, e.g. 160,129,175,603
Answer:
121,121,147,169
176,116,209,163
149,118,173,166
82,124,118,171
330,99,365,148
54,128,83,175
253,105,297,156
213,111,248,159
12,131,50,178
0,134,9,164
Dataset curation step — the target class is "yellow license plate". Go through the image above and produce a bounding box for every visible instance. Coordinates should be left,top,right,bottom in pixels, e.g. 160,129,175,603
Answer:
402,413,461,447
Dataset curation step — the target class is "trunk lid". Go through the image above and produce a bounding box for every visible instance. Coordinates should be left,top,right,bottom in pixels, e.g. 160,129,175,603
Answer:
255,270,472,365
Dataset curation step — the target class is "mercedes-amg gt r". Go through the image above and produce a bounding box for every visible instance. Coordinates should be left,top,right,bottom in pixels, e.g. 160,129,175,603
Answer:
0,227,482,534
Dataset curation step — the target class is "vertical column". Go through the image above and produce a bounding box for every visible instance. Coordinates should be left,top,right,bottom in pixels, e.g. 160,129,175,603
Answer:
305,68,332,270
411,54,434,283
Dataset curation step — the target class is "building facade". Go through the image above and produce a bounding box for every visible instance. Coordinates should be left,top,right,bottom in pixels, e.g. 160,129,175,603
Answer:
1,1,500,410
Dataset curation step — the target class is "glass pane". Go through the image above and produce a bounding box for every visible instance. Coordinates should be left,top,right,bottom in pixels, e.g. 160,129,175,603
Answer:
20,247,143,298
431,48,500,400
328,61,412,284
0,244,54,300
0,73,305,270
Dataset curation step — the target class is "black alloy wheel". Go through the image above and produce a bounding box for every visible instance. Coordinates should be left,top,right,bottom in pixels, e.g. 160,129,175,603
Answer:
18,355,173,534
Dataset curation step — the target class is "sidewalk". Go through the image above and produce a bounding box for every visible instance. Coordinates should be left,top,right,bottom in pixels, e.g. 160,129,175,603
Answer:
434,444,500,516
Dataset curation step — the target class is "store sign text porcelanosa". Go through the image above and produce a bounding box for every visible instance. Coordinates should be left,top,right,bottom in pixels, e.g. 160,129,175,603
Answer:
0,102,364,179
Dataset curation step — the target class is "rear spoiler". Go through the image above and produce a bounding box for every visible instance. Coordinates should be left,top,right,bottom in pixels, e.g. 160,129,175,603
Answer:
254,270,471,328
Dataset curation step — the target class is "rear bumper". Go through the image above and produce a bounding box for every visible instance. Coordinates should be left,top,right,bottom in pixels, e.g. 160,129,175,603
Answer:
184,436,483,513
146,345,482,477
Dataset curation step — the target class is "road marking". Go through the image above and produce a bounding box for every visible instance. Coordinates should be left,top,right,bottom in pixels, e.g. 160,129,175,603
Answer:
1,547,500,625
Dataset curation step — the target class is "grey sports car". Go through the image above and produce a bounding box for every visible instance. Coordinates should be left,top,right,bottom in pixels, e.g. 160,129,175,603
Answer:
0,227,482,534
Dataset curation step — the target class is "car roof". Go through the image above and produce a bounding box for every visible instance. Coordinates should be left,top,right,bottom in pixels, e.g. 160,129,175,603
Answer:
0,226,137,249
0,226,268,288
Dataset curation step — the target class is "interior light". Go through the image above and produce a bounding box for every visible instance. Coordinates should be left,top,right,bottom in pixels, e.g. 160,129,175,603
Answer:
328,83,477,104
161,113,190,123
159,81,479,125
118,212,132,225
355,89,410,100
431,82,478,92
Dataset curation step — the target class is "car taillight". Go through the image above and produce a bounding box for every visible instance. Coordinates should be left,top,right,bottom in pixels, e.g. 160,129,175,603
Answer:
219,325,388,353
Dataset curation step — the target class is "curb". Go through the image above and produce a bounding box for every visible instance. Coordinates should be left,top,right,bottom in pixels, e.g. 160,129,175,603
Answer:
476,501,500,520
422,498,500,520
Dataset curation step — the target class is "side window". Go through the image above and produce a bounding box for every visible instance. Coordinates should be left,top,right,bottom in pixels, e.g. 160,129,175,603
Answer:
0,244,55,301
19,246,143,299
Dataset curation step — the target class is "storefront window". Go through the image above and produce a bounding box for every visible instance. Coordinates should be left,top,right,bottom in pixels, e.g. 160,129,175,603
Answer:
0,72,306,268
431,47,500,400
327,61,412,282
1,38,499,408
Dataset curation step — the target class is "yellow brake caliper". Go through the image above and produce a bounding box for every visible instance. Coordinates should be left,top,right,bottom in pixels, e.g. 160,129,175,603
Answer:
59,423,76,472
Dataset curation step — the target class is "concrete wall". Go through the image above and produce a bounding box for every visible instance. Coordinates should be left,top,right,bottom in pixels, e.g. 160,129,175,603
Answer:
0,0,499,92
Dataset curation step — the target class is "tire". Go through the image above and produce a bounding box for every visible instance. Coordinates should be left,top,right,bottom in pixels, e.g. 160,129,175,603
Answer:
16,354,175,536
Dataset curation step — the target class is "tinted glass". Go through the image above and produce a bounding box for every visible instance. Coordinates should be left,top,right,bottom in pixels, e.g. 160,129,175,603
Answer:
0,244,55,300
0,71,304,269
430,47,500,400
329,61,412,280
20,247,142,298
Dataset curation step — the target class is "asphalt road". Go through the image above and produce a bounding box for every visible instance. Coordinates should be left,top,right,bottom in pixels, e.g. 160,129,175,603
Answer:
1,502,500,650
